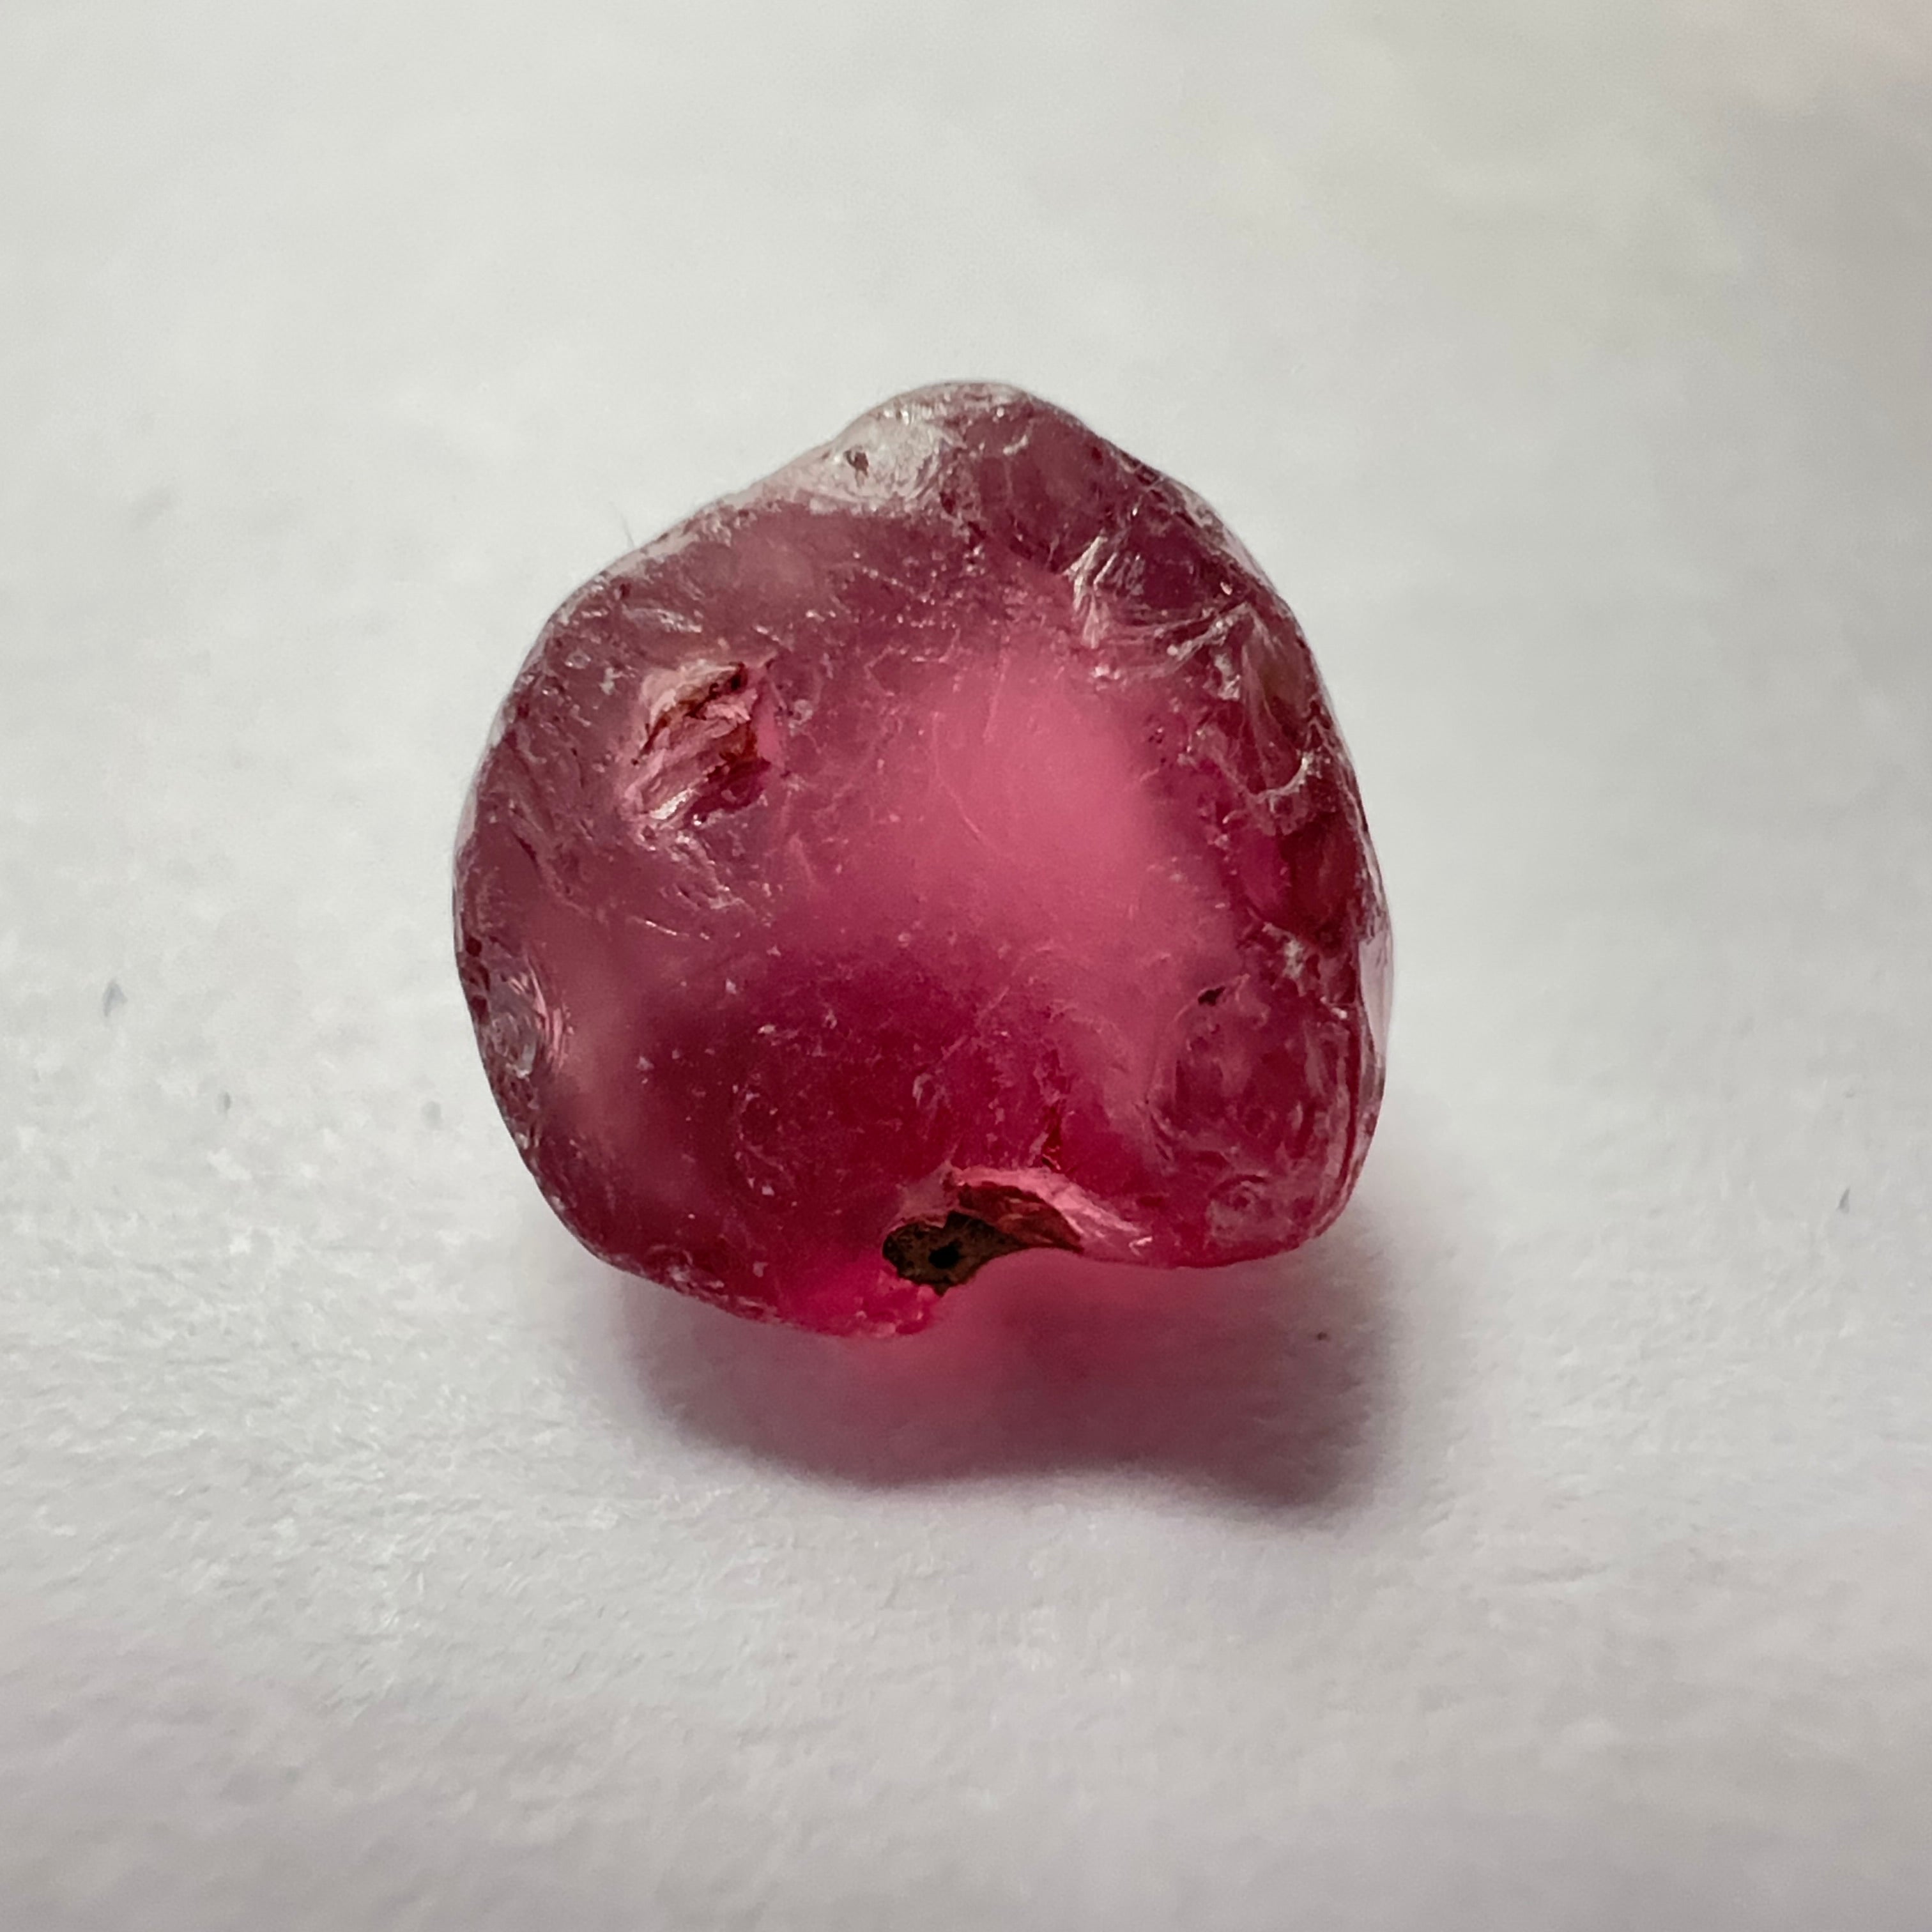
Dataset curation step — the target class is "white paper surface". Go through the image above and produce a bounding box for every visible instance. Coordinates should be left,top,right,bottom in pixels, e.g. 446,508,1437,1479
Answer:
4,3,1929,1926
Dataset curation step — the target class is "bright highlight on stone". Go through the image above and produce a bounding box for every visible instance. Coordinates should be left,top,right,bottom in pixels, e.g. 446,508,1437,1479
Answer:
456,384,1390,1335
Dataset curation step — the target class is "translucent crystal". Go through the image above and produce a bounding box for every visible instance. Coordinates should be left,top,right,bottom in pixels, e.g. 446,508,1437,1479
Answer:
456,384,1390,1335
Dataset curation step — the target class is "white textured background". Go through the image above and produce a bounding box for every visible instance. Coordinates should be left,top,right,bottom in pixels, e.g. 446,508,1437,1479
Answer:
4,3,1930,1926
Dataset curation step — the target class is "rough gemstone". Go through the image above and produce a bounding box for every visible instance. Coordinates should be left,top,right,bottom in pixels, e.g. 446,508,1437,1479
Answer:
456,384,1390,1335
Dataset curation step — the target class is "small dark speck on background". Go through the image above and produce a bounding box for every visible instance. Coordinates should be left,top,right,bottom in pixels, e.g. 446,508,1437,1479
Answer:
1838,1189,1852,1213
216,1091,232,1115
101,979,126,1019
128,486,173,528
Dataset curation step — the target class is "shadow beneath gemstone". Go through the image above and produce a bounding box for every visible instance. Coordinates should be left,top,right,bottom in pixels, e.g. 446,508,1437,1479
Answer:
615,1191,1400,1512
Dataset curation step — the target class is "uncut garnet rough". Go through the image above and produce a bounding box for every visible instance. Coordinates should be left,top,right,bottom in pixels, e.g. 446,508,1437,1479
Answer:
456,384,1390,1335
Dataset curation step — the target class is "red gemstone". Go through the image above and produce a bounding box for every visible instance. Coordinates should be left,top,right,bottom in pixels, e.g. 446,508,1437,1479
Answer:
456,385,1390,1334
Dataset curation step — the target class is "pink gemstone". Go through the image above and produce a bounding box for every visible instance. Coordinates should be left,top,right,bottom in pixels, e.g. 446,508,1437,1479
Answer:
457,385,1390,1335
